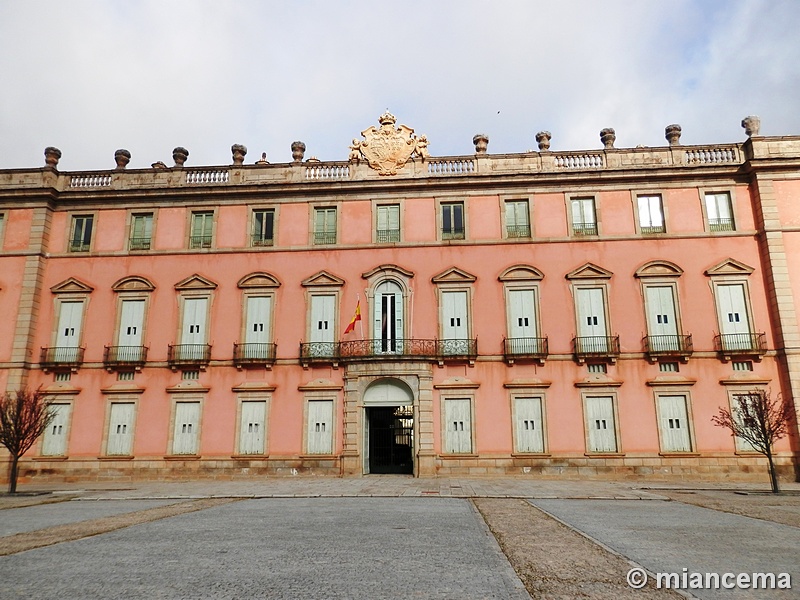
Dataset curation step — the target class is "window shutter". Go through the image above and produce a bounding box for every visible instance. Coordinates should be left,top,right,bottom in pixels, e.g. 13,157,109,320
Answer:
307,400,333,454
239,400,267,455
107,402,135,456
514,397,544,453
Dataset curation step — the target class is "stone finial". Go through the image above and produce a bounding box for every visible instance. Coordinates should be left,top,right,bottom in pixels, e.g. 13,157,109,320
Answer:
114,149,131,169
535,131,552,152
742,115,761,137
600,128,616,149
151,161,167,169
255,152,269,165
172,146,189,167
44,146,62,168
472,134,489,154
291,141,306,163
665,124,682,146
231,144,247,166
306,156,321,163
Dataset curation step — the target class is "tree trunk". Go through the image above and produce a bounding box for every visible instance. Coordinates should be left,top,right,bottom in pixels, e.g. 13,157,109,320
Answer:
766,451,780,494
8,453,19,494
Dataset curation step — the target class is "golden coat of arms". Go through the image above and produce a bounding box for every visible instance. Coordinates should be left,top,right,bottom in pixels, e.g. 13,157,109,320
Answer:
349,111,429,175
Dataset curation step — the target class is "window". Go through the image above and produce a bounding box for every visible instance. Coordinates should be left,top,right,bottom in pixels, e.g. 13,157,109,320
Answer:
505,200,530,238
129,213,153,250
730,393,760,452
584,396,618,453
441,290,470,352
441,202,464,239
513,396,545,453
644,285,682,352
570,197,597,235
587,363,607,374
179,297,209,360
637,195,665,234
376,204,400,242
659,362,679,373
705,192,734,231
239,400,267,455
443,398,473,453
314,207,337,245
116,299,146,357
714,283,753,351
42,403,72,456
106,402,136,456
252,209,275,247
54,300,85,363
732,360,753,371
575,287,610,353
656,395,692,452
189,211,214,248
69,214,93,252
373,280,404,353
306,399,334,454
172,401,201,455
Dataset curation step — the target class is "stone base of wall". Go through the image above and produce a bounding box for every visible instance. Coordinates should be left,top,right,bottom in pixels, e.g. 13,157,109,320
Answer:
2,453,797,485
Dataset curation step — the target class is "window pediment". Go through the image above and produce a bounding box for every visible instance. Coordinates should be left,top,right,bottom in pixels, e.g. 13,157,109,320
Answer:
238,272,281,289
565,263,613,280
301,270,345,287
705,258,754,277
112,276,156,292
498,264,544,282
634,260,683,278
431,267,477,284
361,264,415,280
174,274,218,291
51,277,94,294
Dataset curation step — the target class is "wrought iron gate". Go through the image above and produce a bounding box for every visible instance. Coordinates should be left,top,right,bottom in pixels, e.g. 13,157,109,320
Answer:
368,406,413,474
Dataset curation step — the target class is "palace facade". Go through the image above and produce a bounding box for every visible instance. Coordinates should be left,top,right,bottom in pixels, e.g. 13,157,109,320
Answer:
1,114,799,483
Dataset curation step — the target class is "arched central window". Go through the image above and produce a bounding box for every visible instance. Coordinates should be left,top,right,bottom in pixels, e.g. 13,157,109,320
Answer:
374,280,404,353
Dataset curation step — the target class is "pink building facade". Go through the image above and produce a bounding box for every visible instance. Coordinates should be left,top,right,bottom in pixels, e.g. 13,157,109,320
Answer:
1,115,799,483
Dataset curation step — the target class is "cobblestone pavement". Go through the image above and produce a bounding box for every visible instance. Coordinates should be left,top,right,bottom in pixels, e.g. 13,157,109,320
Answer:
531,499,800,600
1,498,529,600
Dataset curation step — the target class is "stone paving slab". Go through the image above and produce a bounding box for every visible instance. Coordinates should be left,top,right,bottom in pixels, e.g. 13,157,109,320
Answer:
0,499,183,536
0,498,530,600
530,499,800,599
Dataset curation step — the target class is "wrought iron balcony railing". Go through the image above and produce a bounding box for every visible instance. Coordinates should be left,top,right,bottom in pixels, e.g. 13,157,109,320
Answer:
376,229,401,243
313,231,337,245
572,222,598,236
441,227,465,240
299,342,338,366
436,338,478,361
503,337,548,364
572,335,620,361
643,334,693,359
40,346,85,369
506,224,531,238
189,235,212,249
128,237,152,251
233,342,277,367
339,338,439,360
640,224,666,235
714,332,766,357
103,345,148,368
251,235,274,247
167,343,212,367
301,338,478,365
709,218,735,232
68,242,91,252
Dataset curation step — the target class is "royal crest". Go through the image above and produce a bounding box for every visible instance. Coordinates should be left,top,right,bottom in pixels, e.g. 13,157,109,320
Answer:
349,111,429,175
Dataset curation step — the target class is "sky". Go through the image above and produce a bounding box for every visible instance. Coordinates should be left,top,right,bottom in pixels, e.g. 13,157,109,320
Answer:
1,1,799,171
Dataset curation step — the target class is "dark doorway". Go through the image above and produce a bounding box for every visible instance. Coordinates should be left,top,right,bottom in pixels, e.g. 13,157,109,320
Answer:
368,406,413,474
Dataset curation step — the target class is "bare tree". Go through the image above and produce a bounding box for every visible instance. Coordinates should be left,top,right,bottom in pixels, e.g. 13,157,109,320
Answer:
0,389,55,493
712,389,794,493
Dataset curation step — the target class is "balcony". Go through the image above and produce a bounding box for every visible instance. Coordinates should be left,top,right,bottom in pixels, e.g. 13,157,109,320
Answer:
436,338,478,365
643,334,693,362
128,237,152,251
572,222,598,236
40,346,85,371
376,229,401,243
714,332,766,361
709,218,735,232
441,227,465,240
68,242,91,253
506,224,531,239
299,342,339,368
313,231,337,246
250,235,274,247
503,337,548,365
167,344,212,369
189,235,212,249
233,342,277,368
640,224,666,235
572,335,620,363
103,345,148,370
339,338,439,361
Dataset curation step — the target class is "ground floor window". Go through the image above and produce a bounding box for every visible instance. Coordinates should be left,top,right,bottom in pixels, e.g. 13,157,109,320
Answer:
443,398,473,454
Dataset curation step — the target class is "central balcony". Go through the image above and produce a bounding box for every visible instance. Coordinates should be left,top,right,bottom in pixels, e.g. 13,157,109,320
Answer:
103,345,148,370
299,338,478,368
233,342,277,368
643,334,693,362
503,337,548,365
40,346,85,371
168,343,212,370
572,335,620,363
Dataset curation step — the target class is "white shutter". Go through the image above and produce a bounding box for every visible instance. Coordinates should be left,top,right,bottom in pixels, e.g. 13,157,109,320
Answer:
576,288,607,353
306,400,333,454
245,296,272,344
57,301,83,348
508,289,537,339
117,299,145,346
514,397,544,453
181,298,208,345
107,402,135,456
586,396,617,453
239,400,267,455
442,290,468,340
310,295,335,344
173,402,200,455
42,403,71,456
444,398,472,453
717,284,749,336
645,286,678,337
658,395,691,452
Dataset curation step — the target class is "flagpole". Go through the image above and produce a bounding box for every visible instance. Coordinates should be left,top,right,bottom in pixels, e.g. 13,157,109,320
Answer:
358,293,364,340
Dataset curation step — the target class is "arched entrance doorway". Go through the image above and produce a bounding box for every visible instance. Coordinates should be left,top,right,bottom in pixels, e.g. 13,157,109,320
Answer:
364,379,414,474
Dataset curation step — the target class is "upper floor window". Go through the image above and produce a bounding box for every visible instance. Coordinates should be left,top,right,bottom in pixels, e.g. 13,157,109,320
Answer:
505,200,530,238
69,214,93,252
570,197,597,236
705,192,734,231
314,207,337,245
189,211,213,249
129,213,153,251
376,204,400,243
252,209,275,247
441,202,464,240
637,195,665,234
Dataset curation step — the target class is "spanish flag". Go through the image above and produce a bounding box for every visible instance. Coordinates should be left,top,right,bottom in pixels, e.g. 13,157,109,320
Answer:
344,300,361,334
